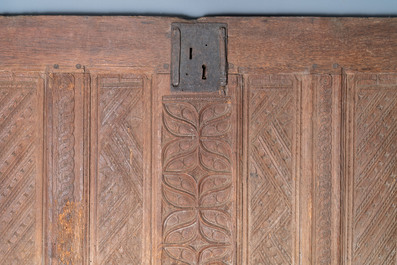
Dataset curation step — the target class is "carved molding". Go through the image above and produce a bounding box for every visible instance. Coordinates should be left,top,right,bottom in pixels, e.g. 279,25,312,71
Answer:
45,73,89,265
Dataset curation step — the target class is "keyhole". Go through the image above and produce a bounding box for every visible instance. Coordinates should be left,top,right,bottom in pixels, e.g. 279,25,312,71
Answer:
202,65,207,80
189,48,192,60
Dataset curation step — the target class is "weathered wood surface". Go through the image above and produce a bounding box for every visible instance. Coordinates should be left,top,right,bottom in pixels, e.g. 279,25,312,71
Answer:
0,16,396,72
0,16,396,265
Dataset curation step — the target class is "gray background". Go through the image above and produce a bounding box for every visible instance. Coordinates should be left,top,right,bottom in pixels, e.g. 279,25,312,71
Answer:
1,0,396,16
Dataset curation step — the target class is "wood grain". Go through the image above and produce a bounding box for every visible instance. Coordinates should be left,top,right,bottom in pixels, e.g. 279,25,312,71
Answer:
0,17,396,73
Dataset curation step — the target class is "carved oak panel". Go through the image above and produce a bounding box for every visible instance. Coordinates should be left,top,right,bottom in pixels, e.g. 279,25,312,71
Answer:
160,94,237,265
92,74,145,264
0,72,43,265
344,73,397,265
246,74,299,265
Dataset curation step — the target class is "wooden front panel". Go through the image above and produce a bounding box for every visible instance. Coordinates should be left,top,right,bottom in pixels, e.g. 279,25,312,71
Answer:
0,17,396,265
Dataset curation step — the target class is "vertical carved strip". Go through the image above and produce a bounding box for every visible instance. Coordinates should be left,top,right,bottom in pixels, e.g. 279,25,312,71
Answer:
45,73,89,265
331,74,342,265
342,72,355,265
57,75,75,209
300,74,313,265
92,74,145,264
247,74,300,265
0,72,43,264
314,75,332,264
56,74,77,265
313,74,341,265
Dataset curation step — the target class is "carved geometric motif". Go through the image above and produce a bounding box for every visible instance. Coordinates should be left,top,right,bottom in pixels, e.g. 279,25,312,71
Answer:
350,73,397,265
0,73,40,264
248,75,297,265
96,75,144,264
161,95,235,265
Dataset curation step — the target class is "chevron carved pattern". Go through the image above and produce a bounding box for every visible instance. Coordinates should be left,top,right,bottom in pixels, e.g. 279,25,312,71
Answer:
96,75,144,265
0,73,40,264
350,74,397,265
248,75,297,265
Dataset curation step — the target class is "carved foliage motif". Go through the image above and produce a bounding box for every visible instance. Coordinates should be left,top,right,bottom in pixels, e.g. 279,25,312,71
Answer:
350,74,397,264
161,96,234,265
248,75,296,265
97,75,144,264
0,73,38,264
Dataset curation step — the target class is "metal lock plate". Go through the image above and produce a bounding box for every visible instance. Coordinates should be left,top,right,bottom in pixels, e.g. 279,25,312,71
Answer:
171,23,228,92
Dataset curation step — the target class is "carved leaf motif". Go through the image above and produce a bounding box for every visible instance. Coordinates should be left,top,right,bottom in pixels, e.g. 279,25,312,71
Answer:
163,102,198,137
199,175,232,207
199,210,232,242
162,98,234,265
200,103,230,126
163,247,196,264
164,173,197,197
199,140,231,172
162,173,197,209
163,139,198,173
200,246,232,264
200,110,231,137
163,184,196,209
163,210,197,244
163,102,199,174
